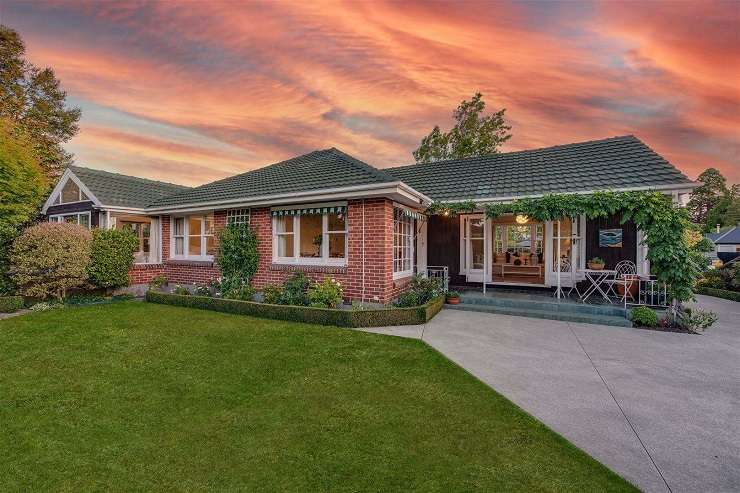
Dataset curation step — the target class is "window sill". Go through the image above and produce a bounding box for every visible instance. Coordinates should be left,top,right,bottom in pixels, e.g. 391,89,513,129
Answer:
132,263,164,269
270,263,347,274
393,271,414,281
165,259,215,267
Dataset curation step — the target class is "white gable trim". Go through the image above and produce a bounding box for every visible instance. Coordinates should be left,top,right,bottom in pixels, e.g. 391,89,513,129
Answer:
41,169,102,213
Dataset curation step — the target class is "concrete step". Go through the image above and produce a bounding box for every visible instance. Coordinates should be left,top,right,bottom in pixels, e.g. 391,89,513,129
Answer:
459,294,628,317
445,303,633,327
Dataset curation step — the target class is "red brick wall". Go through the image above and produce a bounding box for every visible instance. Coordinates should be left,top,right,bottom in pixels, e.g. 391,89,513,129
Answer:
131,202,415,304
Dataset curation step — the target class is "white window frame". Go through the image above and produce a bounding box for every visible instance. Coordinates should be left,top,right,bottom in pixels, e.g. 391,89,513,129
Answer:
49,212,91,229
393,207,414,280
272,213,348,266
170,214,215,260
227,208,250,225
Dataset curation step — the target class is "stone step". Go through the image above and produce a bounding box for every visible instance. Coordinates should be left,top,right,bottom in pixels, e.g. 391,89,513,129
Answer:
459,294,628,317
445,303,633,327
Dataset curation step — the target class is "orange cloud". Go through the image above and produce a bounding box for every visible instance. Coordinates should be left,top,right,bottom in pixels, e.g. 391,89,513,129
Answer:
6,0,738,184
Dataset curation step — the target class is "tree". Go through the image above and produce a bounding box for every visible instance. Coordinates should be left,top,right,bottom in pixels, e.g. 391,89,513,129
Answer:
0,25,80,179
687,168,728,224
413,92,512,163
0,118,47,293
0,118,47,229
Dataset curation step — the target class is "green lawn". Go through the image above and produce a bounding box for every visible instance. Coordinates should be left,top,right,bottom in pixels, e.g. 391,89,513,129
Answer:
0,302,636,492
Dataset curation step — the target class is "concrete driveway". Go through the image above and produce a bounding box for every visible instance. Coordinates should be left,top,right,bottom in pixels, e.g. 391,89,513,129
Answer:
362,295,740,493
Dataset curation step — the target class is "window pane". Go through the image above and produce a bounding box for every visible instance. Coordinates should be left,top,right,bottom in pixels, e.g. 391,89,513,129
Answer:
299,215,322,258
471,239,484,269
507,225,532,254
189,235,201,256
276,215,293,233
189,217,201,236
205,236,216,256
143,238,150,254
470,218,484,238
175,237,184,255
143,223,151,238
328,233,345,258
203,214,214,235
79,214,90,229
61,181,80,203
328,213,346,231
278,234,294,257
64,215,76,224
174,218,184,236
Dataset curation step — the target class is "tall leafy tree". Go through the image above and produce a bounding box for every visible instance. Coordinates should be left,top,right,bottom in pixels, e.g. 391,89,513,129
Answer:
687,168,728,224
0,25,80,179
0,118,48,294
413,92,512,163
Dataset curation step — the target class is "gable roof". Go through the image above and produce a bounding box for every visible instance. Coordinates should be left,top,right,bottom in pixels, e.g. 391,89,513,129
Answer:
150,148,401,208
714,226,740,244
385,135,694,202
705,231,724,242
69,165,190,209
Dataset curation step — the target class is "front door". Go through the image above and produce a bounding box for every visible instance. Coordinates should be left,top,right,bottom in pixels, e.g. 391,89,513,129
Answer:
462,215,485,282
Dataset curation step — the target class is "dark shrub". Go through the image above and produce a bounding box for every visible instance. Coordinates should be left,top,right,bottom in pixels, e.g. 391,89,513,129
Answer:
0,295,23,313
262,284,283,304
88,228,138,289
224,285,256,301
216,223,259,293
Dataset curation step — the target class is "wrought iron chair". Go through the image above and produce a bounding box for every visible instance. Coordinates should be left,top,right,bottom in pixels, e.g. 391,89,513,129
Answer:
604,260,637,302
554,257,581,299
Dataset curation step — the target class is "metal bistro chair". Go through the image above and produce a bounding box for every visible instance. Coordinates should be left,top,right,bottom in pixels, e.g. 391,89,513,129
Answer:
604,260,637,302
556,257,582,299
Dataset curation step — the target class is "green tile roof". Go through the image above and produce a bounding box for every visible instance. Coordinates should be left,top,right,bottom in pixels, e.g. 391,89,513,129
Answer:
385,135,694,202
69,166,190,209
151,148,399,208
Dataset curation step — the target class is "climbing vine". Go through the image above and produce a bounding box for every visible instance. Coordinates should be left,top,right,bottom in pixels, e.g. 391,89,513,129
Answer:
427,191,700,304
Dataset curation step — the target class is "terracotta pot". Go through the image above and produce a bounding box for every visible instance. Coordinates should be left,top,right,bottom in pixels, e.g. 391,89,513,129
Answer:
446,296,460,305
617,275,639,298
588,262,605,270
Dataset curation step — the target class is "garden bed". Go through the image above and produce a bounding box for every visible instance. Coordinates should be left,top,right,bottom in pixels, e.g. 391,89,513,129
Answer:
146,290,444,328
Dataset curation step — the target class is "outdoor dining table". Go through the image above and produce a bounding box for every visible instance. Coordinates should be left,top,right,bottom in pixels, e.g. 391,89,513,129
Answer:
579,268,617,303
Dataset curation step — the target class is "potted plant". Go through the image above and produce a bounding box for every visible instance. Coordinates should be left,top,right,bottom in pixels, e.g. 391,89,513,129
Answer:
617,274,640,298
588,257,605,270
445,291,461,304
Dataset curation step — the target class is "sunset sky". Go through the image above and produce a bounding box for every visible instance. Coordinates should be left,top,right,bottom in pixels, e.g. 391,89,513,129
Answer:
4,0,738,185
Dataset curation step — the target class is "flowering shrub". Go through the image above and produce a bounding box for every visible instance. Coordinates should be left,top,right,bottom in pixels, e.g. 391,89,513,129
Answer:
262,284,283,304
10,223,91,300
172,284,190,296
149,274,168,289
678,308,717,333
308,278,344,308
224,284,255,301
395,275,443,307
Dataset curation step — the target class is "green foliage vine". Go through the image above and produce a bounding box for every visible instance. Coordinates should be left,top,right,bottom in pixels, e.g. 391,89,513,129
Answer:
428,191,699,303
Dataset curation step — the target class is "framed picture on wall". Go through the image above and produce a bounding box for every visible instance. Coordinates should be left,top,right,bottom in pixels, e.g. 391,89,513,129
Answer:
599,228,623,248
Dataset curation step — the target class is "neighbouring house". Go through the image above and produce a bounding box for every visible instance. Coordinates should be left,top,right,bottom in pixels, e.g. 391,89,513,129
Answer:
706,225,740,264
41,135,696,302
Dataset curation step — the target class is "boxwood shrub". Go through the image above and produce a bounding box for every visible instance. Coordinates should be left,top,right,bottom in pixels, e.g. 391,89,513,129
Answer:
695,286,740,302
146,290,444,328
0,295,23,313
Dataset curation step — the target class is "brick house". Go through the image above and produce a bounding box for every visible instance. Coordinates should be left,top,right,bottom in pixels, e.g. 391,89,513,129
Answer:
41,136,696,302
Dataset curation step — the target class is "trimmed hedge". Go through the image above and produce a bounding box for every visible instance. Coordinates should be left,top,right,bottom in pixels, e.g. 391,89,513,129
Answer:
695,287,740,302
146,291,445,328
0,295,23,313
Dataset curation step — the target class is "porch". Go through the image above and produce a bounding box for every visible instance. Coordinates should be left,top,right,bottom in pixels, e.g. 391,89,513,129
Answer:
445,287,634,327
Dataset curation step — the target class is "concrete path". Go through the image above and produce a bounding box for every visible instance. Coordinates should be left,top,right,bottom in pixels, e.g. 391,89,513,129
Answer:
360,295,740,493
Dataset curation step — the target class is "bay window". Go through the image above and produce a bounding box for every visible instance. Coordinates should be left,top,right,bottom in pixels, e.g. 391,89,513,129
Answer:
171,213,215,259
393,208,414,278
272,210,347,265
